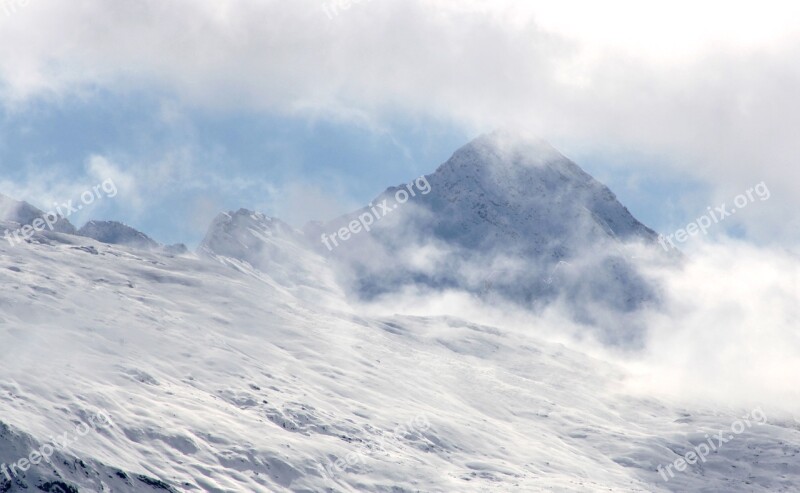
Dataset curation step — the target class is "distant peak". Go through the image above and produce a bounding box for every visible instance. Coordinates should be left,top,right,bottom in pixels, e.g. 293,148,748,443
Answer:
209,209,280,229
0,193,76,235
77,220,159,250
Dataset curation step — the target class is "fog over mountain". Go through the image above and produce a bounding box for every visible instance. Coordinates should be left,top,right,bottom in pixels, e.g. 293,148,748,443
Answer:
0,194,76,236
305,132,670,343
1,133,799,492
1,0,798,491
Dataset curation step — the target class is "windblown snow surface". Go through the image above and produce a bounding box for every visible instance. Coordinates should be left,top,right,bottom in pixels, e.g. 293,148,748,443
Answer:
1,133,799,492
0,232,799,492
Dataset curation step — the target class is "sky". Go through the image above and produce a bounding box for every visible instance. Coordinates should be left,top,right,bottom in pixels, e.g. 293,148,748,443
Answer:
0,0,797,247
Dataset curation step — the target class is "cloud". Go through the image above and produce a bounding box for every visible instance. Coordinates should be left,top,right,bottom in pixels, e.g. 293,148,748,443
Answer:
250,176,367,229
353,235,800,416
86,155,139,207
0,1,797,241
623,240,800,414
3,0,797,422
0,156,127,215
0,147,256,230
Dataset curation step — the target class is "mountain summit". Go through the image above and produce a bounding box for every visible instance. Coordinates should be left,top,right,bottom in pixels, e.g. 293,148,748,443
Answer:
78,220,188,254
309,131,658,254
198,133,663,343
428,131,658,247
78,220,160,250
299,132,661,340
0,193,76,236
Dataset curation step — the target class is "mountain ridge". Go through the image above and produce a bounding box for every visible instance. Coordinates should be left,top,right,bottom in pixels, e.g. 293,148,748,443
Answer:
2,132,666,341
1,133,796,492
0,202,796,492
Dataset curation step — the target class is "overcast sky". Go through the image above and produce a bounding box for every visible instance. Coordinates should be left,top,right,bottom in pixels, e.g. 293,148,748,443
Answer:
0,0,797,246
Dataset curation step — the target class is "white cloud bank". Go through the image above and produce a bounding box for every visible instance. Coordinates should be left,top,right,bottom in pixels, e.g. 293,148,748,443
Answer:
353,236,800,417
0,0,797,242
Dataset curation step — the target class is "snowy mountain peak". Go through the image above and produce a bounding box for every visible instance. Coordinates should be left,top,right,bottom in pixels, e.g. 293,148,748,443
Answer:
0,193,76,235
434,131,656,243
199,209,303,263
298,132,665,341
77,220,187,254
195,133,665,341
199,208,345,303
78,220,159,249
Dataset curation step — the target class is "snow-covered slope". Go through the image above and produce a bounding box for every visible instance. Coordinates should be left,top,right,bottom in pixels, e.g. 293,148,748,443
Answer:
199,209,344,307
1,236,799,492
78,220,160,250
0,133,795,492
